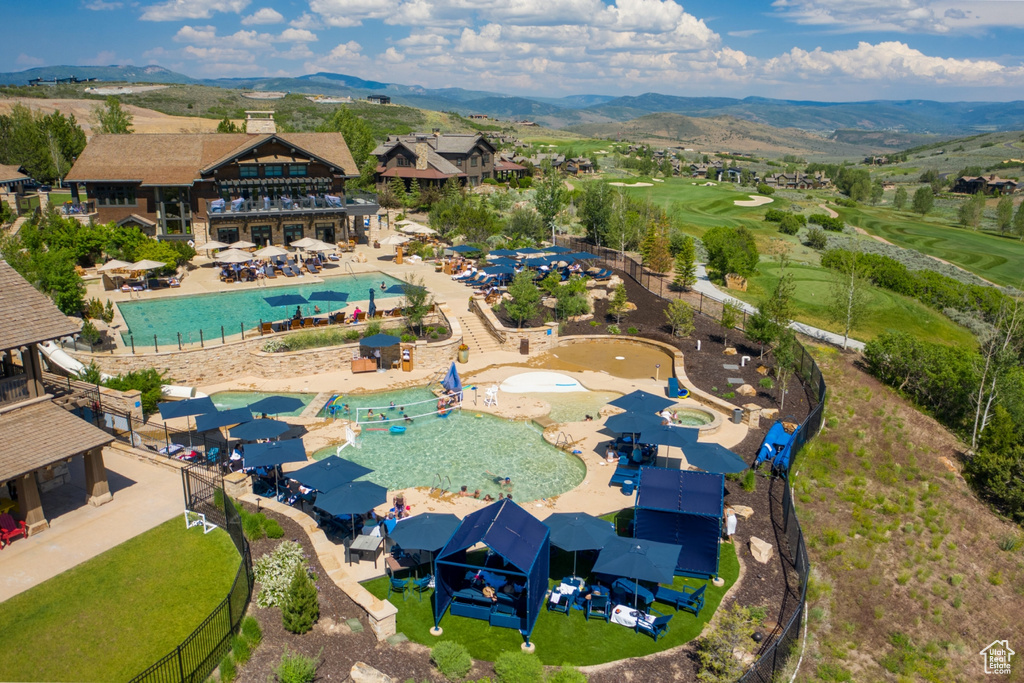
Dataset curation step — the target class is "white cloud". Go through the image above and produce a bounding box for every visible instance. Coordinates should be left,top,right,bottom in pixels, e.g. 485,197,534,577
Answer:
304,40,368,71
16,54,45,66
84,0,123,9
289,12,321,29
174,25,317,48
727,29,764,38
309,0,400,27
241,7,284,24
140,0,249,21
279,28,318,42
273,44,316,60
183,45,257,62
770,0,1024,34
381,47,405,63
85,50,119,65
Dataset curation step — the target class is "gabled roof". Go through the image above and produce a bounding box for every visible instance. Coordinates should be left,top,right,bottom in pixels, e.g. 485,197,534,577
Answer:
0,260,80,350
439,498,549,571
67,133,358,186
0,164,30,185
0,400,114,481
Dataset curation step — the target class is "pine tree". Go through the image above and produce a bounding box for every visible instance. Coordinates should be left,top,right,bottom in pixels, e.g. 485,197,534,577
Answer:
645,227,673,274
1014,201,1024,241
405,179,422,210
608,283,630,324
639,227,656,264
673,236,697,290
386,176,407,209
281,565,319,635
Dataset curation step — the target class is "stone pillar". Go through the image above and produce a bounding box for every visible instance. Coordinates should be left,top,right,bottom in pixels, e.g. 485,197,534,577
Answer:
19,472,47,535
83,447,112,507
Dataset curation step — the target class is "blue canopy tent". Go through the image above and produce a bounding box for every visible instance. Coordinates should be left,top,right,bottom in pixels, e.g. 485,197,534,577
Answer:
634,467,724,579
441,362,463,401
434,499,550,643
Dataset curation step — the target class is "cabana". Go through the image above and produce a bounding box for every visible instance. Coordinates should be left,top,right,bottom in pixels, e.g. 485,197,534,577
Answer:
433,499,550,643
634,467,724,579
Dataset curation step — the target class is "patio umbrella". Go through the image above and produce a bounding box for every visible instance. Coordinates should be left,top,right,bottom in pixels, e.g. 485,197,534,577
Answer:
592,536,682,607
229,240,256,250
682,441,749,474
544,245,572,254
523,255,559,268
368,288,376,318
307,240,336,252
230,418,291,441
131,259,168,271
609,390,676,414
487,257,518,267
244,438,309,499
388,513,460,577
289,455,373,493
194,408,253,433
566,251,599,261
248,395,307,416
441,361,462,401
308,290,349,315
380,233,410,246
97,259,133,272
604,412,666,437
399,221,436,235
157,396,216,449
360,333,401,348
637,425,700,450
482,265,515,276
313,480,388,517
290,237,320,250
202,240,231,252
446,244,480,254
215,248,254,264
516,247,546,255
264,293,309,319
545,512,614,578
488,249,518,257
254,245,289,259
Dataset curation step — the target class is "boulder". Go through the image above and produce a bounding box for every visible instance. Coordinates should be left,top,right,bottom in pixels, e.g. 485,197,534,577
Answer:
736,384,756,397
541,297,557,309
783,421,799,433
761,408,779,420
749,536,774,564
723,347,738,356
350,662,395,683
731,504,754,519
756,365,770,376
725,273,748,292
624,302,637,312
568,314,593,323
589,288,608,301
585,278,599,289
608,275,623,287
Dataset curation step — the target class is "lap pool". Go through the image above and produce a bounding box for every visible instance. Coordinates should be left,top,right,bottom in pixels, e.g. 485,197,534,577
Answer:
117,272,407,348
313,388,587,502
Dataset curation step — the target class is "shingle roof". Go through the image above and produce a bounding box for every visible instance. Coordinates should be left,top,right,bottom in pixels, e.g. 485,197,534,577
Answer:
0,260,80,350
67,132,358,186
0,164,30,185
0,400,114,481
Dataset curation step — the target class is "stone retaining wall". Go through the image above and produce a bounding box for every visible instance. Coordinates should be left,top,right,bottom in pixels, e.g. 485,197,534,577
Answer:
469,296,559,353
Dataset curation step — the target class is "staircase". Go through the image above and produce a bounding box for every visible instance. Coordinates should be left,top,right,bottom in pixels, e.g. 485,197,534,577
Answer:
458,311,503,354
6,216,29,235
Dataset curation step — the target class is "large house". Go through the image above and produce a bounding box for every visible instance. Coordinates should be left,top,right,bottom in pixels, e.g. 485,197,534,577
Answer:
66,112,378,247
952,174,1019,195
763,172,831,190
373,133,497,189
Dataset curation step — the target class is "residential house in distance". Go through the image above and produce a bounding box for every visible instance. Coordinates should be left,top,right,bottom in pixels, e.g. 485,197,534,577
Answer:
0,260,115,536
763,171,831,190
517,152,566,171
494,153,528,182
952,174,1019,195
366,95,391,105
566,158,595,175
373,132,497,188
66,112,377,247
690,160,723,177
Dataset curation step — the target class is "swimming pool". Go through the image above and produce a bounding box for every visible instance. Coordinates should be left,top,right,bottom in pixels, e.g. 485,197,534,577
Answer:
117,272,407,348
210,391,315,417
314,388,586,502
519,390,622,423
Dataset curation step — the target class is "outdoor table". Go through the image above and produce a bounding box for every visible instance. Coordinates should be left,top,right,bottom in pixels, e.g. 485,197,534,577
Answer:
612,578,654,607
610,604,654,628
385,553,417,574
348,534,384,567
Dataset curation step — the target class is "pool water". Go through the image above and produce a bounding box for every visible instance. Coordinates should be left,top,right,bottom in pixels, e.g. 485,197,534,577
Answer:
314,388,586,502
210,391,314,417
117,272,407,348
673,408,715,426
518,390,621,423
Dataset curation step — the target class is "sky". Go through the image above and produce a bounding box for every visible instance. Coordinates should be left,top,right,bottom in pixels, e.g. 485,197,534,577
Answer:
4,0,1024,101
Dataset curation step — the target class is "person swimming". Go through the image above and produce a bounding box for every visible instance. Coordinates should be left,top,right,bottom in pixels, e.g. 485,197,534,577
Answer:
404,415,413,423
342,403,350,413
389,401,396,409
367,409,374,417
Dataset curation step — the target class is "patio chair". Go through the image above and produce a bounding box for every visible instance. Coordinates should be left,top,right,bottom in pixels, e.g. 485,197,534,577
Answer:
412,575,433,601
264,268,277,279
547,585,576,615
205,447,220,465
387,576,410,602
635,611,672,641
306,262,320,275
0,513,27,548
586,593,611,622
261,322,274,335
654,583,706,616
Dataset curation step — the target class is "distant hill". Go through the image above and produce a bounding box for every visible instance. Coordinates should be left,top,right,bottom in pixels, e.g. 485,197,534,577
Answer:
0,64,194,85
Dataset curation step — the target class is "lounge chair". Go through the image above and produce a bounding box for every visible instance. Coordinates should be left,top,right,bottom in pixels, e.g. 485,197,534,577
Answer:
307,262,320,275
387,576,410,601
261,322,274,335
654,583,706,616
205,447,220,466
302,318,315,329
635,611,672,641
547,584,577,615
332,312,346,325
264,268,277,279
0,513,27,548
284,265,298,277
586,593,611,622
372,310,384,319
356,312,367,323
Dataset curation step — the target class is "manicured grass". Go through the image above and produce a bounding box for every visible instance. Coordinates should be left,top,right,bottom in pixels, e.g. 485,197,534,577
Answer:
0,517,240,682
836,204,1024,287
727,262,977,347
363,541,739,665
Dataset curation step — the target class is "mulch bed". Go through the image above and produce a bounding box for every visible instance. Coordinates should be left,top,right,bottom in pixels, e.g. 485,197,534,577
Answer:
238,268,816,682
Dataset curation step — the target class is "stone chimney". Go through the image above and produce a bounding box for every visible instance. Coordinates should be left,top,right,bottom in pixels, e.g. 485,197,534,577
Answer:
415,142,429,170
245,111,276,135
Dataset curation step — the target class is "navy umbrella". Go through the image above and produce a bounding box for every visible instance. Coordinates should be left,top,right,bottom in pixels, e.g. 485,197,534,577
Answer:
488,249,518,257
360,333,401,348
194,408,253,432
308,290,349,314
289,455,373,492
388,513,460,553
592,536,682,607
447,244,481,254
604,412,666,437
248,395,306,416
264,293,309,318
314,480,388,517
545,512,615,578
482,265,515,275
566,251,599,261
368,288,376,318
487,257,518,267
157,396,216,448
638,425,700,450
230,418,290,441
516,247,546,255
609,390,676,414
244,437,309,498
523,255,559,268
683,441,749,474
544,245,572,254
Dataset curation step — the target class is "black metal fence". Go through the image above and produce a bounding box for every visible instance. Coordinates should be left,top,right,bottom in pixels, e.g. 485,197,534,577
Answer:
558,237,823,683
128,465,253,683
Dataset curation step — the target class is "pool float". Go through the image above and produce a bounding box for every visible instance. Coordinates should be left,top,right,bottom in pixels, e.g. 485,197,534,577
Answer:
389,425,406,434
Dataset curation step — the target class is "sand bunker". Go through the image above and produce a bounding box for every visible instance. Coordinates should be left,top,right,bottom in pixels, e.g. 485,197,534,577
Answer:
734,195,774,207
608,182,654,187
500,372,585,393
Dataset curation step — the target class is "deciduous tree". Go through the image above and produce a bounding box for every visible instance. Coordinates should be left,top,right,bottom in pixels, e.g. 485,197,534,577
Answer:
665,298,694,337
95,96,133,134
825,249,870,350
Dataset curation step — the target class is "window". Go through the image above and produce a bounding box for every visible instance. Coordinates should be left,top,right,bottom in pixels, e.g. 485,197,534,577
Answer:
250,225,272,245
396,156,410,167
289,165,307,177
283,224,304,244
156,187,191,235
455,159,463,167
264,165,283,177
95,185,136,206
482,154,490,165
239,166,258,178
470,156,478,168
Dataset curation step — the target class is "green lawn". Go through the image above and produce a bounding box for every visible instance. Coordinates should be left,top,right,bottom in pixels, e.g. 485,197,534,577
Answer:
728,262,977,348
363,541,739,665
0,517,240,682
836,204,1024,287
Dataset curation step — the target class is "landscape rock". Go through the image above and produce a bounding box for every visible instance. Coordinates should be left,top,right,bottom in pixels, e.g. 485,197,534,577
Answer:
568,314,593,323
749,537,774,564
761,408,779,420
541,297,557,309
731,505,754,519
608,275,623,287
355,252,368,263
624,302,637,311
783,421,799,433
736,384,756,397
589,288,608,301
724,347,738,356
349,662,395,683
725,273,748,292
756,365,770,376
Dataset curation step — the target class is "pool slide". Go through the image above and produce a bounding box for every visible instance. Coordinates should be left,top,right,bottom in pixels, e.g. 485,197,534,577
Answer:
38,341,208,400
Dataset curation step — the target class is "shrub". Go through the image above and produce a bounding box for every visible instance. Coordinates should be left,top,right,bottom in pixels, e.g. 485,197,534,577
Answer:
493,651,543,683
274,648,319,683
430,641,473,681
997,534,1022,552
265,518,284,539
231,634,251,665
805,226,828,250
695,604,755,682
435,326,447,335
756,183,775,195
219,654,237,683
345,329,360,341
741,469,757,492
835,197,857,208
547,665,588,683
282,564,320,634
627,326,639,335
243,514,266,540
79,319,102,345
401,333,416,343
519,177,533,188
607,324,620,335
364,321,382,337
241,616,262,645
262,339,290,353
759,377,774,391
254,541,309,608
808,213,844,231
777,214,802,235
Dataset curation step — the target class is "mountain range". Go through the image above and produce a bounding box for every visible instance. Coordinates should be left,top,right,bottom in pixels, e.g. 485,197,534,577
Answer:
4,64,1024,135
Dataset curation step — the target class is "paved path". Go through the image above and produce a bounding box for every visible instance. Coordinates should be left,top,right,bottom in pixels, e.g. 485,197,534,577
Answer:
691,264,866,352
0,449,184,602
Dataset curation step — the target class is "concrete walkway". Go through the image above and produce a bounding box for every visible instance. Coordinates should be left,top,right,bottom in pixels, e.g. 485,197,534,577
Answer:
692,264,866,352
0,448,184,602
